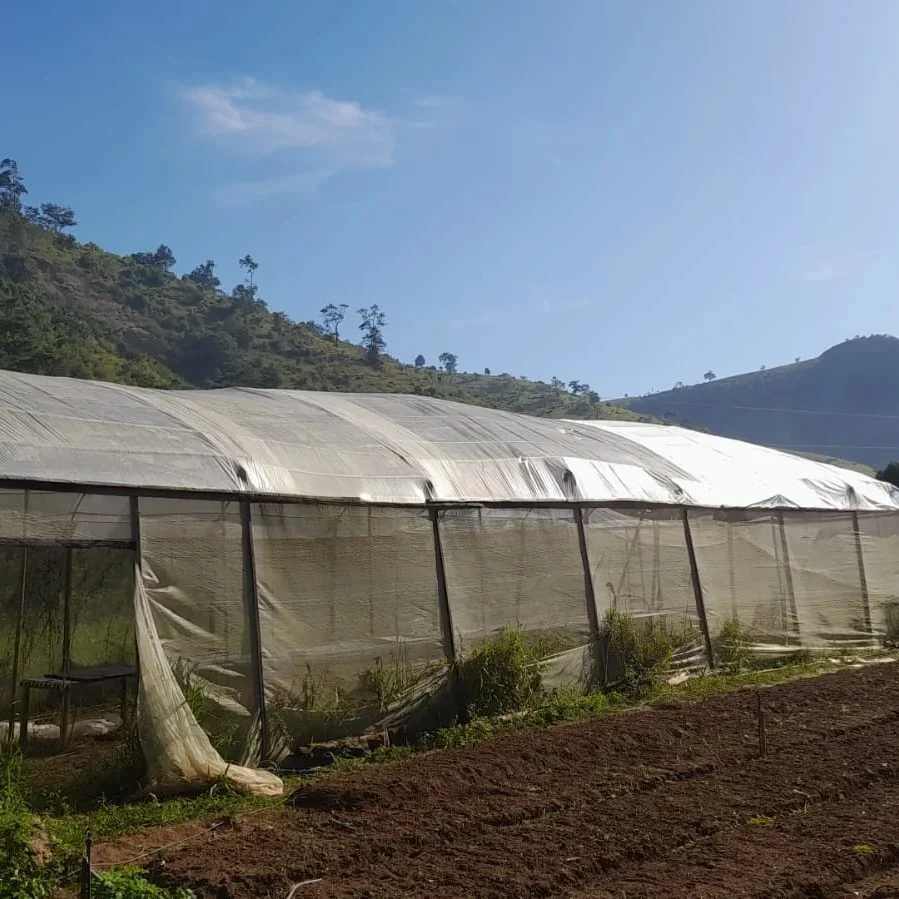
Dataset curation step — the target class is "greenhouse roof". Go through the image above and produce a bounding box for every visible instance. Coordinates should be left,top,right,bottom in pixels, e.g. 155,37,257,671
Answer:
0,370,895,511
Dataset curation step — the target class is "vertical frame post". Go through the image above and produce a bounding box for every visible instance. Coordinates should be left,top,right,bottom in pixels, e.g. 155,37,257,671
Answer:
726,519,739,622
575,507,600,636
683,509,715,668
776,511,801,644
59,546,73,748
240,501,269,762
429,506,466,721
851,510,873,636
7,490,29,742
6,548,27,743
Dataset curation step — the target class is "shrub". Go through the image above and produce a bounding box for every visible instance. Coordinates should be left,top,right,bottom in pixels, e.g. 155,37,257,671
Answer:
597,610,686,697
457,628,544,717
713,619,754,671
0,746,52,898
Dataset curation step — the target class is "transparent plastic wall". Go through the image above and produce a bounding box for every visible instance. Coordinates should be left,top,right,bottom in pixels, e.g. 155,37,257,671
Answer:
437,508,591,688
251,503,445,757
0,490,134,720
582,508,705,671
138,498,254,761
856,511,899,641
689,510,874,655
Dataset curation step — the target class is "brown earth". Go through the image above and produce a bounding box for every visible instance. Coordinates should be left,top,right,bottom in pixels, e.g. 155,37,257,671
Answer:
100,662,899,897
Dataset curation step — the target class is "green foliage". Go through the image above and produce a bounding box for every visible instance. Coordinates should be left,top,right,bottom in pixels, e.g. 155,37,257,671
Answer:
0,747,52,898
598,610,688,697
95,866,195,899
713,619,754,671
0,168,658,421
457,628,544,717
876,461,899,489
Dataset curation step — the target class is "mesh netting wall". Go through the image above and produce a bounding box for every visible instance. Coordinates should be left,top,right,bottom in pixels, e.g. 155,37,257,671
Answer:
856,512,899,640
0,490,134,722
251,503,446,755
689,510,874,654
138,498,254,761
437,508,591,688
583,508,705,669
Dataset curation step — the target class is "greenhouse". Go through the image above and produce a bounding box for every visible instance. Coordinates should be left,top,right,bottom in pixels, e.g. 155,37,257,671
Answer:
0,369,898,795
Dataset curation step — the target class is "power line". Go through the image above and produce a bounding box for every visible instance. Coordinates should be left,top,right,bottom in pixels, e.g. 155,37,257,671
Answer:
631,398,899,422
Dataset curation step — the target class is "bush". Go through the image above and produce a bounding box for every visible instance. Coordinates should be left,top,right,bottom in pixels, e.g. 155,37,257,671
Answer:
95,866,195,898
457,628,544,717
597,610,686,697
713,619,754,671
0,747,52,898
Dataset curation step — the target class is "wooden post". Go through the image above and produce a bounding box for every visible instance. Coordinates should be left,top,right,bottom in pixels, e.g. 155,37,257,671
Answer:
756,692,767,757
851,511,873,637
776,511,801,644
240,501,270,763
683,510,715,668
429,507,466,721
6,547,27,743
59,546,73,749
575,507,600,637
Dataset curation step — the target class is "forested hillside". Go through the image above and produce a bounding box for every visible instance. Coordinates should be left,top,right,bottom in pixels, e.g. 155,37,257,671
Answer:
0,158,646,421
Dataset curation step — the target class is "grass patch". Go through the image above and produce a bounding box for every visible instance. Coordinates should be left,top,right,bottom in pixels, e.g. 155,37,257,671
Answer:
747,814,775,826
852,843,876,856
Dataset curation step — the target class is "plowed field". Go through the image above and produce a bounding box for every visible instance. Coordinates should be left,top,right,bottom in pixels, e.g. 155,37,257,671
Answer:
101,663,899,897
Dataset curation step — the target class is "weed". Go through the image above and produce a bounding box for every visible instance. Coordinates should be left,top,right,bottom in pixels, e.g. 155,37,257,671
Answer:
95,865,195,898
597,610,689,697
746,814,775,826
852,843,875,856
456,628,544,717
0,745,52,898
357,648,418,711
713,620,754,671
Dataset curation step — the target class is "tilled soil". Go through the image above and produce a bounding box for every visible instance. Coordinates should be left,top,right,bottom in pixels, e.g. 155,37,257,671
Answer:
104,663,899,898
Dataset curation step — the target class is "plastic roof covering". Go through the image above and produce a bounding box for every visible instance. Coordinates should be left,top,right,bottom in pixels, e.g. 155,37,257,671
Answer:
0,369,896,511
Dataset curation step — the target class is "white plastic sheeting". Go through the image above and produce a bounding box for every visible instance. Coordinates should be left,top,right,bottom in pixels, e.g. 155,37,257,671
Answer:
0,370,896,509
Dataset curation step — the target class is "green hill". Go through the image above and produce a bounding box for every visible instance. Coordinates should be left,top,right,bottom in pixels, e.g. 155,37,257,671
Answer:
0,171,647,422
618,336,899,468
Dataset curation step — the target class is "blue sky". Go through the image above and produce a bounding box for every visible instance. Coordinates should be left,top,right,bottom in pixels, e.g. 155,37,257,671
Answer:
5,0,899,397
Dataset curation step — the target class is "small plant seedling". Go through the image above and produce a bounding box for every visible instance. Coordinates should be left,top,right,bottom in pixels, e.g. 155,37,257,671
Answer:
746,815,775,826
852,843,875,855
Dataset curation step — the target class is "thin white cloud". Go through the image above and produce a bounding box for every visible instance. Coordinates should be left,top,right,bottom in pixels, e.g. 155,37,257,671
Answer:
181,77,404,196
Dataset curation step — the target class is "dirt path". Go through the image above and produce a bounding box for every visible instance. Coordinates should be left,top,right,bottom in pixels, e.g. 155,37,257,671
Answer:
100,663,899,898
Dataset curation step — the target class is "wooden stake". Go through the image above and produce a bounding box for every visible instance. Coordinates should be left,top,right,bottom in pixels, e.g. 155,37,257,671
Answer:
756,692,767,758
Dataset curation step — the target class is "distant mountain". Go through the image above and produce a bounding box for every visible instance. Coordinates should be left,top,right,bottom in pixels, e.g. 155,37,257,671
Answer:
618,336,899,468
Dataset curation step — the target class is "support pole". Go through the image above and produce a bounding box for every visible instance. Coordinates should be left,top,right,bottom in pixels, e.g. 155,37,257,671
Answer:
7,490,29,742
6,548,27,743
59,546,73,748
683,509,715,668
129,496,141,680
726,519,738,622
429,507,466,721
851,511,873,637
240,501,269,762
776,511,801,644
575,507,600,636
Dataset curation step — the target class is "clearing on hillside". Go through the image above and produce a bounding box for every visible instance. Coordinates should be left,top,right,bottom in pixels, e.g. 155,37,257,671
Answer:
97,662,899,898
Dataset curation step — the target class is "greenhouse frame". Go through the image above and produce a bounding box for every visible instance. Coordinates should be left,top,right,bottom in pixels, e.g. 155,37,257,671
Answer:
0,370,898,793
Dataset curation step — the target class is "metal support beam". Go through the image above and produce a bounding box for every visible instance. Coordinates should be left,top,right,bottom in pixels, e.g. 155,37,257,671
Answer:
683,510,715,668
851,511,873,636
240,501,270,763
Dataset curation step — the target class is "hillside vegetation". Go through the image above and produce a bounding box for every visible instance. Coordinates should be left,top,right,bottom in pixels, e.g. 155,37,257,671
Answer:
0,158,648,422
619,336,899,468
